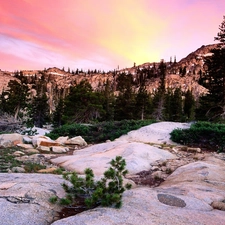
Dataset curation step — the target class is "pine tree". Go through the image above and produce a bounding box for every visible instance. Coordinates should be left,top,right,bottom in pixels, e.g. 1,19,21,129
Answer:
152,60,166,120
102,79,115,121
163,89,173,121
63,80,104,123
182,66,187,76
114,73,135,120
184,89,195,121
215,15,225,46
171,88,183,121
52,97,64,127
26,72,50,127
197,16,225,120
0,80,29,120
163,88,183,121
135,76,152,120
29,93,49,128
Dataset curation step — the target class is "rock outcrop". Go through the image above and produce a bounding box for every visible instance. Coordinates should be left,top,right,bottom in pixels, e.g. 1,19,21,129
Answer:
51,140,176,175
51,122,191,175
1,121,225,225
0,133,24,147
0,173,65,225
52,157,225,225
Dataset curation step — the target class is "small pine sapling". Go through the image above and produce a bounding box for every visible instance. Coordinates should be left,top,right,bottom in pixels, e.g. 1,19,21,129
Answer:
50,156,132,209
85,156,132,208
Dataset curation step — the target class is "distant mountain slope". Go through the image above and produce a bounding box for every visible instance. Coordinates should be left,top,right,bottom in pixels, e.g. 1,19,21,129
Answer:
0,43,218,112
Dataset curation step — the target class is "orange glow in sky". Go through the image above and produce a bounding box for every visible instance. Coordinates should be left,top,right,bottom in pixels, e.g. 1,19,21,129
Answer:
0,0,224,71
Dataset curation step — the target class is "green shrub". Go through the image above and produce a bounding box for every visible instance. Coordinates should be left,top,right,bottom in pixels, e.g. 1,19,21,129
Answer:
52,167,66,175
50,156,132,209
47,120,156,144
170,121,225,152
47,123,90,140
49,196,58,204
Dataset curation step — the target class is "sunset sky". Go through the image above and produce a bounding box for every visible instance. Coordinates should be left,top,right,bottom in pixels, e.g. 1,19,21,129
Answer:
1,0,224,72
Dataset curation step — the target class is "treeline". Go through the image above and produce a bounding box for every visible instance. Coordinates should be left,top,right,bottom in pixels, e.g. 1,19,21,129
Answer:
1,16,225,128
53,64,196,127
0,60,196,128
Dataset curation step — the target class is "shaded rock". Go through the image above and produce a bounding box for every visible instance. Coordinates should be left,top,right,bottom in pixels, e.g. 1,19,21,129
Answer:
0,173,65,225
187,147,201,153
23,136,32,144
31,135,52,147
51,146,69,153
65,136,87,146
157,193,186,207
37,146,51,152
15,154,56,166
38,167,58,173
0,133,23,147
55,136,69,145
23,148,40,154
32,126,50,135
12,151,25,157
11,167,25,173
17,143,34,149
211,201,225,211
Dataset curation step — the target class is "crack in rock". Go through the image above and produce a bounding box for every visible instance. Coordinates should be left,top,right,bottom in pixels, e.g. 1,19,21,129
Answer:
6,196,32,204
0,196,36,204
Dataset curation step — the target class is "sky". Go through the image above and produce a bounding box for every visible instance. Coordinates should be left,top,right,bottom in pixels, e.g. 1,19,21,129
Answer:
0,0,224,72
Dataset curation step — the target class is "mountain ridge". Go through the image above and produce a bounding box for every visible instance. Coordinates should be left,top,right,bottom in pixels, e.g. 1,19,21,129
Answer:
0,43,219,113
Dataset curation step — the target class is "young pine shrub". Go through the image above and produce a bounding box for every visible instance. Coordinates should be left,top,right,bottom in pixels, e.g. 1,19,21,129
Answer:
85,156,132,208
51,156,131,209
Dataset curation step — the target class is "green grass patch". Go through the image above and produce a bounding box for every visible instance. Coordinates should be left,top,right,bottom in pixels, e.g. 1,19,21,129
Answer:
23,162,46,173
0,146,47,173
0,147,23,172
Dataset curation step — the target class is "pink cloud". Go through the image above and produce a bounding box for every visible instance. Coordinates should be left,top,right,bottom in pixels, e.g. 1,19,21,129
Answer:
0,0,225,71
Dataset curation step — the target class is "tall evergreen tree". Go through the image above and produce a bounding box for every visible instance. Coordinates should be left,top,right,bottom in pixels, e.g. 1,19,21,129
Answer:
52,97,65,127
27,72,50,127
163,89,173,121
183,89,195,121
135,76,152,120
63,80,104,123
102,79,115,121
29,93,49,128
0,80,29,120
114,73,136,120
171,88,183,121
215,15,225,45
197,16,225,120
152,60,166,120
163,88,183,121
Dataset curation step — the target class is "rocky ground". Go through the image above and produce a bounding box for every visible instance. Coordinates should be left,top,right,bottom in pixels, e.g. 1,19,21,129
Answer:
0,122,225,225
